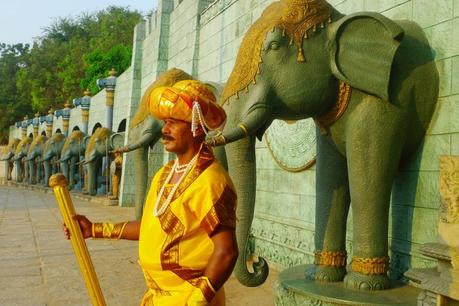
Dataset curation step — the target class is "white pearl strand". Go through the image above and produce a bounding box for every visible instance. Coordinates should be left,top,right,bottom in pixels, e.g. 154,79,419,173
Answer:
153,153,199,217
191,101,211,137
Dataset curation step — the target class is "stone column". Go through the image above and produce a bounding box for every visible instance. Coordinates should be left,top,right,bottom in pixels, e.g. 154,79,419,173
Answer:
21,116,28,139
62,101,72,136
97,68,117,131
32,112,40,139
46,108,54,137
73,90,91,135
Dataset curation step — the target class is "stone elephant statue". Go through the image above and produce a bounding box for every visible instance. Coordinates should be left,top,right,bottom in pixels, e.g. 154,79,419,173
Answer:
207,0,439,290
113,68,194,219
26,135,48,184
84,127,124,196
42,133,66,186
1,138,20,180
60,130,89,190
13,136,33,182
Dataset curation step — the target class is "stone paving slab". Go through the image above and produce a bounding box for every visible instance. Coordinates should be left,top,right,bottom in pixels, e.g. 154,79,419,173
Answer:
0,185,276,305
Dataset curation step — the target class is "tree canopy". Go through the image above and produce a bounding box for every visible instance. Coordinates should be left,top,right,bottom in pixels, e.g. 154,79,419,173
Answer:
0,6,142,144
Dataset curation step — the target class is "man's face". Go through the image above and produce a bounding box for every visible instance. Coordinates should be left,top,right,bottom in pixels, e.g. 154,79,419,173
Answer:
161,118,195,154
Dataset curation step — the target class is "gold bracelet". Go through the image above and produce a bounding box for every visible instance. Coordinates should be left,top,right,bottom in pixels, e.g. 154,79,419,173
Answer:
92,222,128,239
239,124,249,136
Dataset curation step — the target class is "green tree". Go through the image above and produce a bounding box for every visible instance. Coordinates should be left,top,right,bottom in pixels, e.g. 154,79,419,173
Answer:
81,44,132,94
0,6,142,143
0,43,31,143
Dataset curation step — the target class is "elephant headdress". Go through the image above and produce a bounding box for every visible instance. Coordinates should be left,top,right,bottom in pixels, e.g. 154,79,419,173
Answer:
221,0,333,104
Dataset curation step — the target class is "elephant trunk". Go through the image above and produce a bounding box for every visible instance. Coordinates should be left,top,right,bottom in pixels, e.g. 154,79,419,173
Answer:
43,160,51,186
0,151,13,161
60,160,69,183
226,135,269,287
86,161,97,196
134,147,148,220
28,159,35,184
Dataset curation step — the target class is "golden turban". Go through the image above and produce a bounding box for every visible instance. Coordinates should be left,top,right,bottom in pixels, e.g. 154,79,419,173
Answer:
148,80,226,135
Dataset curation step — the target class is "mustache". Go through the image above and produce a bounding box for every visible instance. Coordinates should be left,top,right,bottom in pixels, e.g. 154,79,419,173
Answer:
161,134,175,141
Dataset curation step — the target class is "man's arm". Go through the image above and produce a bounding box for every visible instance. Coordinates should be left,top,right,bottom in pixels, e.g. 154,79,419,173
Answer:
64,215,141,241
203,226,238,291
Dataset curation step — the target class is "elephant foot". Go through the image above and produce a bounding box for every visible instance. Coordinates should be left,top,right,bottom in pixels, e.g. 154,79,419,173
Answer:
343,271,390,290
305,265,346,282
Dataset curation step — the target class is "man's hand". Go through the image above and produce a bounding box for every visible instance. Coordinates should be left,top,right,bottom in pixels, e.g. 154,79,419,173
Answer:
62,215,92,240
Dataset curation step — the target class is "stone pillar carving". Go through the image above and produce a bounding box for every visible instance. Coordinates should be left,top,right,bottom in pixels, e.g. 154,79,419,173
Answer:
405,155,459,305
46,108,54,137
32,112,40,138
62,101,72,136
97,68,117,131
73,90,91,135
21,115,28,139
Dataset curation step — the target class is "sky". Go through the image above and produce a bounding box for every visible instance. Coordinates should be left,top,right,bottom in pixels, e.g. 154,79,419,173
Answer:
0,0,158,45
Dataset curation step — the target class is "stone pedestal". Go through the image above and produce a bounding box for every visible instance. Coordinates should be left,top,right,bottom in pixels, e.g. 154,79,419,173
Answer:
405,243,459,306
405,156,459,306
274,265,420,306
0,160,6,184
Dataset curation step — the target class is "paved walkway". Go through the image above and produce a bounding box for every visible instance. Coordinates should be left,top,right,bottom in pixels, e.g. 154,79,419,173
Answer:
0,185,277,306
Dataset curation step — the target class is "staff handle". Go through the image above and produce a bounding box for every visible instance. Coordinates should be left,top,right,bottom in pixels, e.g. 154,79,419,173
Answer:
50,173,106,306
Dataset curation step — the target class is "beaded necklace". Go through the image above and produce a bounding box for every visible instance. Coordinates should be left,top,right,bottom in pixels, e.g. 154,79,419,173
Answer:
153,153,199,217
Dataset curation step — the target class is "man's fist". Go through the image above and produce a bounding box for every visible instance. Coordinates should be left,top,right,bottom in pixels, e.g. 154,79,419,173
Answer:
62,215,93,240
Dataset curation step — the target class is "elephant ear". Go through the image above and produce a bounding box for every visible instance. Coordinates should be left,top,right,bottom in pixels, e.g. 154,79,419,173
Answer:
109,132,125,150
328,12,404,101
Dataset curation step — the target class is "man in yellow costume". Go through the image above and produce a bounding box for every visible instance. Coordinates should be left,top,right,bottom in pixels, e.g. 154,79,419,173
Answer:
65,80,238,306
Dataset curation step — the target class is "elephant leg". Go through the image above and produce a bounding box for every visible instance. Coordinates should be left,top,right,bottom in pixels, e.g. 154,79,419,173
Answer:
68,157,77,190
43,160,50,186
36,160,43,184
134,148,148,220
28,160,35,184
82,164,88,194
343,97,404,290
307,131,350,282
23,161,28,183
87,161,98,196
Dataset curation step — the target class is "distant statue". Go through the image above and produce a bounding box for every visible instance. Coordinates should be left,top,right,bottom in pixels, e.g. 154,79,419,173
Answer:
109,152,123,200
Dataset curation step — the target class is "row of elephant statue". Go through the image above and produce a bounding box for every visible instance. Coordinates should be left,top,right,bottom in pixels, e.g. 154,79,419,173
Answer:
0,128,126,197
1,0,440,292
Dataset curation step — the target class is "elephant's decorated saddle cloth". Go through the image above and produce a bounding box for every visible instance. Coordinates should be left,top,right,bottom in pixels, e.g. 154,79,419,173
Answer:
139,145,237,306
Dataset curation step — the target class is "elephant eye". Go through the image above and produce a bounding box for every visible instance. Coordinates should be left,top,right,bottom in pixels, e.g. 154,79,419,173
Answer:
269,41,280,50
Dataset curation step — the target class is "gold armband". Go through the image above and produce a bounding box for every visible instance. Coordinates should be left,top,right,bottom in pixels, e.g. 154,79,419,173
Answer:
92,222,128,239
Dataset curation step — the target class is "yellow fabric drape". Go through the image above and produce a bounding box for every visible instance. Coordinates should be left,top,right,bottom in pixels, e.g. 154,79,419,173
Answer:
139,146,236,306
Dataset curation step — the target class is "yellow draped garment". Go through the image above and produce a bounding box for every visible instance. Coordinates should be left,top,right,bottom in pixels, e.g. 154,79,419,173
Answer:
139,146,237,306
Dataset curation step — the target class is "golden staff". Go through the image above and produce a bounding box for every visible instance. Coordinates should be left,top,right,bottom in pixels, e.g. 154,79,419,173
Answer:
49,173,106,306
